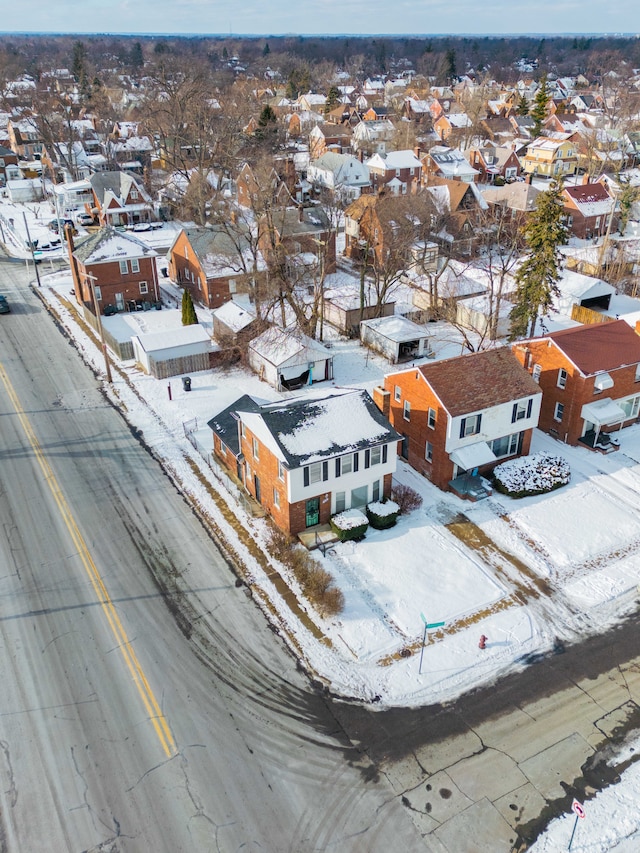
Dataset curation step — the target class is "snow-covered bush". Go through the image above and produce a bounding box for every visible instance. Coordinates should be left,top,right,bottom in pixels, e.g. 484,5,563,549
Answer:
330,509,369,542
366,499,400,530
492,451,570,498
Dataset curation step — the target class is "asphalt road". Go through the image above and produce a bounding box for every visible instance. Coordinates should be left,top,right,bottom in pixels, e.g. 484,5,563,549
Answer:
0,263,425,851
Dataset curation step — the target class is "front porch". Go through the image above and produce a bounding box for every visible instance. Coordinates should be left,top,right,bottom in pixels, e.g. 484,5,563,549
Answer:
448,474,493,502
298,523,339,552
578,430,621,454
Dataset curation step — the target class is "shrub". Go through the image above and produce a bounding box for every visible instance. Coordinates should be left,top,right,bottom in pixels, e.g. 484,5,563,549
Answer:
492,451,570,498
330,509,369,542
266,526,294,561
366,499,400,529
391,483,423,514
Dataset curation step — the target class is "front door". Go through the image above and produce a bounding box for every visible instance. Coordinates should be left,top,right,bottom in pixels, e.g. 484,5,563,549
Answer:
254,474,261,504
115,292,125,311
401,434,409,460
305,497,320,527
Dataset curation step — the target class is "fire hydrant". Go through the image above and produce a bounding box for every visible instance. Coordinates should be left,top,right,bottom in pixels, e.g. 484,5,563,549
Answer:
479,635,488,650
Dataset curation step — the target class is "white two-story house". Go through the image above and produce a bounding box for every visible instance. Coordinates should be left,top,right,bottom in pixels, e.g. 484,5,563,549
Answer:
208,388,401,534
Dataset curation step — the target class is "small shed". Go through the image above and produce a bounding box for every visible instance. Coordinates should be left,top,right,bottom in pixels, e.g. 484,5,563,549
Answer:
6,178,43,202
132,324,212,378
248,326,334,390
360,315,432,363
212,300,258,344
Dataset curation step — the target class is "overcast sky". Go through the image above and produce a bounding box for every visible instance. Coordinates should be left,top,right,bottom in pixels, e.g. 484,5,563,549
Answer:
2,1,637,37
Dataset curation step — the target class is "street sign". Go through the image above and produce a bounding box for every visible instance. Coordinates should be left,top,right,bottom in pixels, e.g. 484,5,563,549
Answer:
572,799,586,819
420,613,445,629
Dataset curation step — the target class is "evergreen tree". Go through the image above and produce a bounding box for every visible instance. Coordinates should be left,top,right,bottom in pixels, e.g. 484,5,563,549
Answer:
71,40,87,83
444,48,457,83
531,74,549,137
130,41,144,70
262,41,270,57
516,94,529,116
325,85,340,113
509,180,567,340
181,289,198,326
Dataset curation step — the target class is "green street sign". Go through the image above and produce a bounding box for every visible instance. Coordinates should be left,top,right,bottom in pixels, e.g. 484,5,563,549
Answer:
420,613,445,629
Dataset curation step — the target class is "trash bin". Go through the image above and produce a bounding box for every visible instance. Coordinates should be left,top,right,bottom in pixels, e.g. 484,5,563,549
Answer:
182,377,192,392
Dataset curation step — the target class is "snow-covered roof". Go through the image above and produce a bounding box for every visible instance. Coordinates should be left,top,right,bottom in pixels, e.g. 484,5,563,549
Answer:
361,315,430,343
74,226,158,264
134,324,210,353
248,326,331,367
212,300,256,333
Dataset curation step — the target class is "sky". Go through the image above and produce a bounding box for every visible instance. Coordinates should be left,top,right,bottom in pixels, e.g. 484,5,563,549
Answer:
2,0,638,37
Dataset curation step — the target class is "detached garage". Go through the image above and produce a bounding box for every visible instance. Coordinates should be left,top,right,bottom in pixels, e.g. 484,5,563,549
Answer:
132,324,212,378
248,326,334,390
360,315,433,363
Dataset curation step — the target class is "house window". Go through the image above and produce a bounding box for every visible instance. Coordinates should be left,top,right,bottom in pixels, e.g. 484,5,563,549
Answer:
335,491,346,513
252,438,259,459
277,460,285,481
554,402,564,422
425,441,433,462
428,407,436,429
491,433,521,458
532,364,541,383
139,281,148,295
403,400,411,421
635,364,640,382
460,414,482,437
371,446,381,466
131,258,140,274
621,396,640,419
273,489,280,509
557,368,568,389
240,422,246,438
228,278,237,294
351,485,368,508
511,399,533,423
341,453,353,475
372,480,380,502
308,461,322,484
394,385,401,402
94,286,102,301
119,260,128,275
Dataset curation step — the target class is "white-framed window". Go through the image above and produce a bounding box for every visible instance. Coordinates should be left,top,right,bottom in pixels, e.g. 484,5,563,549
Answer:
277,460,285,481
131,258,140,274
620,396,640,419
394,385,401,402
371,446,381,466
252,438,259,459
532,364,541,383
460,414,481,437
308,461,322,484
425,441,433,462
335,491,346,513
554,402,564,422
635,363,640,382
119,260,128,275
428,407,436,429
94,285,102,301
372,480,380,502
130,189,139,200
228,278,237,294
273,488,280,508
491,433,520,458
139,281,148,295
403,400,411,421
184,245,189,260
341,454,353,475
557,368,568,389
240,421,246,438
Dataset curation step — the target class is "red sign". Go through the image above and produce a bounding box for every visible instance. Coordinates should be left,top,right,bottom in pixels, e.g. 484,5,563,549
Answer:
572,799,586,819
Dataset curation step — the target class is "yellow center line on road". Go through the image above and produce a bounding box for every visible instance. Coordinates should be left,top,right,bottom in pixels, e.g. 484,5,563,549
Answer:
0,362,177,758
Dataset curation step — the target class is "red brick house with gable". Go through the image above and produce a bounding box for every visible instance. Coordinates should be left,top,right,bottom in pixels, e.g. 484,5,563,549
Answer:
89,171,154,227
512,320,640,450
69,225,159,315
561,181,616,240
207,388,401,535
377,347,541,498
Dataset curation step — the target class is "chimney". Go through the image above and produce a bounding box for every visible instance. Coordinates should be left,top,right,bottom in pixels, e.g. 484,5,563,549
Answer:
414,145,421,159
373,385,391,418
582,172,590,186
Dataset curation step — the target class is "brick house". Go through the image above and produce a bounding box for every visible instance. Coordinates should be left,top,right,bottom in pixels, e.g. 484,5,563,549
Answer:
0,144,20,186
257,206,336,275
365,150,423,195
511,320,640,450
467,145,522,183
168,225,265,310
207,388,401,535
561,181,616,240
377,347,541,498
89,171,154,227
421,146,480,184
69,226,159,315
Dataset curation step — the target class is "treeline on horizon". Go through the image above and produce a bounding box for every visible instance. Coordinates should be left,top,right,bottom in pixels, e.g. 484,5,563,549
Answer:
1,33,639,83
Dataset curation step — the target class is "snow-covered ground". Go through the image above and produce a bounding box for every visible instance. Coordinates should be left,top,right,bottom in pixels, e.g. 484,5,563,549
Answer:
14,261,640,850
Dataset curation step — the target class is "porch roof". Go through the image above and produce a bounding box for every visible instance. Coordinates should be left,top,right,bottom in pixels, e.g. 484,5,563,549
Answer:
581,397,626,426
450,442,497,470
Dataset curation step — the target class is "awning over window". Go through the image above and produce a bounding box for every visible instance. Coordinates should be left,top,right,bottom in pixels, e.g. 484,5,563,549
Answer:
593,372,614,392
581,397,626,426
450,442,497,471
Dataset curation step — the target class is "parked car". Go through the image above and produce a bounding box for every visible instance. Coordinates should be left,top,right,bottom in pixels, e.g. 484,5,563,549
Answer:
76,213,95,227
0,295,10,314
48,218,76,233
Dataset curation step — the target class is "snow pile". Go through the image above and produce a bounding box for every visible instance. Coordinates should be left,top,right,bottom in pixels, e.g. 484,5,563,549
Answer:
332,509,368,530
493,451,571,496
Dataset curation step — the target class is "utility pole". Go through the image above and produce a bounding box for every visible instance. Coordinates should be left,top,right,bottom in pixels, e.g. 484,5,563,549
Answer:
85,271,113,384
22,212,42,287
